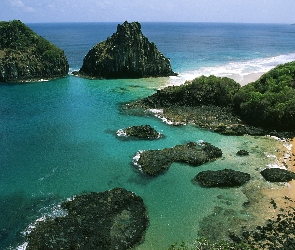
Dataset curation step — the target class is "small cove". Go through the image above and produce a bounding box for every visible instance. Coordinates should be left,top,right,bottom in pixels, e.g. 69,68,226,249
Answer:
1,22,295,249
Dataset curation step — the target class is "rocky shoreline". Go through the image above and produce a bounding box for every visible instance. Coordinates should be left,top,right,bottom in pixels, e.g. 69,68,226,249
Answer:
122,70,295,248
124,98,294,139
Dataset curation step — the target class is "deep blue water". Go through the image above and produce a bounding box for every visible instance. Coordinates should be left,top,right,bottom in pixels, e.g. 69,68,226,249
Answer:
1,22,295,249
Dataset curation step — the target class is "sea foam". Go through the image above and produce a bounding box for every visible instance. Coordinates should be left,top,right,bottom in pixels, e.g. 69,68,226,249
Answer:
168,52,295,86
16,204,68,250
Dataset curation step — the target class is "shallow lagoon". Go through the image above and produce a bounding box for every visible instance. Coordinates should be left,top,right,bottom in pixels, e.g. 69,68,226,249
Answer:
0,76,286,249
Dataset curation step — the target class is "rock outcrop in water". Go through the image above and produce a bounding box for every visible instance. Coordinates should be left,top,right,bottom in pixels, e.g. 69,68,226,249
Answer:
260,168,295,182
0,20,69,82
75,21,177,79
26,188,149,250
194,169,251,187
236,150,249,156
116,125,162,140
133,141,222,176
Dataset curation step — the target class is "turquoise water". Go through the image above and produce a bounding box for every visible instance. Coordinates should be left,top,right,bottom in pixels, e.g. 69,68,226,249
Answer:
1,23,295,249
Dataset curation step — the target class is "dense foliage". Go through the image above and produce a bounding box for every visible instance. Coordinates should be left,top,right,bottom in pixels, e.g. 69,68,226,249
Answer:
143,75,240,108
0,20,68,82
233,61,295,130
0,20,62,62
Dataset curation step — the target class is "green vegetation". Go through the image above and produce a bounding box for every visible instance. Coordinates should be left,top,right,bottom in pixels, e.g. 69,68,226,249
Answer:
0,20,59,56
184,75,241,107
0,20,68,82
233,61,295,130
143,75,240,108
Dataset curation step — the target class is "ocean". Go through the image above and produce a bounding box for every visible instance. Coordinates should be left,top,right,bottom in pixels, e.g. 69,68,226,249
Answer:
1,22,295,249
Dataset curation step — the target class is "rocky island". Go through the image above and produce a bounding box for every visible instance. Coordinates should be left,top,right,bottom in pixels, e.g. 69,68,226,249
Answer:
74,21,177,79
26,188,149,250
0,20,69,82
116,125,162,140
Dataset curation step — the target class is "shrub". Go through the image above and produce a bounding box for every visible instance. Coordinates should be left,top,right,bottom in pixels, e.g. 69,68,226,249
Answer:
233,61,295,131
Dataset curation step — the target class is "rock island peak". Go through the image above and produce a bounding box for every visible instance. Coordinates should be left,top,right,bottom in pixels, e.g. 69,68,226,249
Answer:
75,21,177,79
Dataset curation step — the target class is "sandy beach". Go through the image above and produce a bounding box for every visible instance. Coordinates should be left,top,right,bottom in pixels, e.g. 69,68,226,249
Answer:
230,72,265,86
257,137,295,220
280,137,295,200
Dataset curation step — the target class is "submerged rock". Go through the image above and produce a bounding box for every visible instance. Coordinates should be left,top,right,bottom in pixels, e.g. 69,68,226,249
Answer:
236,150,249,156
194,169,251,187
26,188,149,250
116,125,162,140
133,141,222,176
75,21,177,79
260,168,295,182
0,20,69,82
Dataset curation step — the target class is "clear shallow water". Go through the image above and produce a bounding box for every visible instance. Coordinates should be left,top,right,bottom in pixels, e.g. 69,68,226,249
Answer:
1,22,295,249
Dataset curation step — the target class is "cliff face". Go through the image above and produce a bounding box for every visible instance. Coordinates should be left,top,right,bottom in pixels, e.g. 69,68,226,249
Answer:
77,21,177,79
0,20,69,82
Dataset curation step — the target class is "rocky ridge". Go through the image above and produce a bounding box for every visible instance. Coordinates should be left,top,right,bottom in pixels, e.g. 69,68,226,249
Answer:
0,20,69,82
75,21,177,79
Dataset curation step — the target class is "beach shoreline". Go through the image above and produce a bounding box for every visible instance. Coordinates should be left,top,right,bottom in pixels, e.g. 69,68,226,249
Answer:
229,72,264,86
255,136,295,222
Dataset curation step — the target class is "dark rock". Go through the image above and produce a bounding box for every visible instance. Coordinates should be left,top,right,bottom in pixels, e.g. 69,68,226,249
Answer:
194,169,251,187
76,21,177,79
236,150,249,156
229,232,242,244
270,198,277,209
260,168,295,182
133,141,222,176
0,20,69,82
26,188,149,250
116,125,162,140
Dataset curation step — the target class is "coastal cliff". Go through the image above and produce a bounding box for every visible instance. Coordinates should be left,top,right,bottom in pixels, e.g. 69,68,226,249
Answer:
0,20,69,82
75,21,177,79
